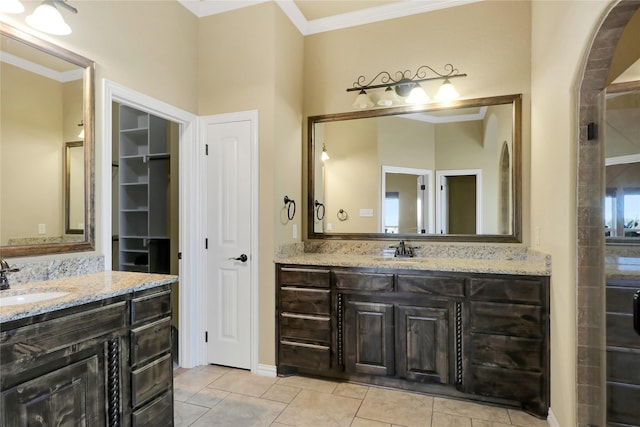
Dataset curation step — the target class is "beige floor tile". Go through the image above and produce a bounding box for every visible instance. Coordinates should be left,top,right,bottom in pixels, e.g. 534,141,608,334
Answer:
507,409,548,427
190,393,286,427
276,375,339,394
432,412,472,427
433,398,510,424
351,417,392,427
185,387,230,408
357,387,433,427
174,401,208,427
261,384,301,404
471,420,511,427
208,370,278,397
174,367,226,402
275,389,362,427
334,383,369,399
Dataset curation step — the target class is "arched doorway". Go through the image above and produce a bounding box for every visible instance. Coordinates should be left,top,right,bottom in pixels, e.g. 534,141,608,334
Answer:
576,2,640,426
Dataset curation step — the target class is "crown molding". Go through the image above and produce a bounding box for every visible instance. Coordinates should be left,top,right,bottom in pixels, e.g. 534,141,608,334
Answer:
0,51,83,82
180,0,482,35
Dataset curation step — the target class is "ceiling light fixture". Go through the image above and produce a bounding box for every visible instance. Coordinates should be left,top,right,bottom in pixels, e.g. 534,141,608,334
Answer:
0,0,25,13
26,0,77,36
347,64,466,109
77,120,84,139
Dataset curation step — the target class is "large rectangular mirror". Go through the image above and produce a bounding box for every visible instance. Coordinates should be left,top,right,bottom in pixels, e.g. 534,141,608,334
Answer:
0,23,94,257
605,80,640,243
308,94,521,242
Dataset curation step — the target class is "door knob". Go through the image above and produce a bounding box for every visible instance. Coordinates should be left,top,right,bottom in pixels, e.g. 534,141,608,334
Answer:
229,254,248,262
634,290,640,336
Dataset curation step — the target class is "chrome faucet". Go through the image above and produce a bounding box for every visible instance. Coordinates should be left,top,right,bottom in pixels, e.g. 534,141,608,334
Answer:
0,258,20,290
392,240,415,258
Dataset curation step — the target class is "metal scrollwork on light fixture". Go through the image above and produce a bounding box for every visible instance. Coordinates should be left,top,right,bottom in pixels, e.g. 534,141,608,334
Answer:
347,63,467,108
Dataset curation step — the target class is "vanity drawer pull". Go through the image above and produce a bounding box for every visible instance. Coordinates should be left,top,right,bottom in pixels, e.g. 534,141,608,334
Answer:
280,313,330,342
131,391,173,427
130,317,171,366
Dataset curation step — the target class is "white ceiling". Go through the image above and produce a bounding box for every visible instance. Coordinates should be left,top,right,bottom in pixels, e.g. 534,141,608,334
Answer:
177,0,481,35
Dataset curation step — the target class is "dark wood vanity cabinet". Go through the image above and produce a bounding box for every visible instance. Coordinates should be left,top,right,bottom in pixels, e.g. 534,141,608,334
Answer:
0,285,173,427
276,264,550,417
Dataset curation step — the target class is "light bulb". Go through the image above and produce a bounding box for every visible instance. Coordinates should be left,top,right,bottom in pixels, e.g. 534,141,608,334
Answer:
26,1,72,35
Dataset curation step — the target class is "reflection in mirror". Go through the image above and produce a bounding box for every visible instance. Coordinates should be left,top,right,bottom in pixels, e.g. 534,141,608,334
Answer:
308,94,521,242
605,79,640,241
65,141,84,234
0,22,94,257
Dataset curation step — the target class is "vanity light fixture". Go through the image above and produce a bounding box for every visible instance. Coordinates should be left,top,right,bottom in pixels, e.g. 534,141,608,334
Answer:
0,0,25,14
26,0,77,36
321,144,330,162
347,64,466,109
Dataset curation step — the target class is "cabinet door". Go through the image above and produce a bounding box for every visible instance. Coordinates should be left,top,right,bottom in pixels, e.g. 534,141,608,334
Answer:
344,300,395,376
396,305,449,384
2,356,102,427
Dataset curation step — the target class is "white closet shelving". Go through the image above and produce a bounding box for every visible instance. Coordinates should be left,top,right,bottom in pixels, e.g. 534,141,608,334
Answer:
118,105,171,273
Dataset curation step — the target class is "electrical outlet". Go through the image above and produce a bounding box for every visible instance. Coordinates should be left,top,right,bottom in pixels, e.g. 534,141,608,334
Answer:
293,224,297,239
38,223,46,234
327,223,333,231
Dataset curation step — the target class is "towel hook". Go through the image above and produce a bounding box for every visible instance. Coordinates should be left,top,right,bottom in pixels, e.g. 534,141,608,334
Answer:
314,200,325,221
283,196,296,221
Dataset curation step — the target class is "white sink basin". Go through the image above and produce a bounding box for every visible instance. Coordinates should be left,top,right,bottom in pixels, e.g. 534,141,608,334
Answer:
0,291,70,307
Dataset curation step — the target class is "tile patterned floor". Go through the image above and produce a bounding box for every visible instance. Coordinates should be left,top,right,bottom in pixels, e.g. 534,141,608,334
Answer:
173,365,549,427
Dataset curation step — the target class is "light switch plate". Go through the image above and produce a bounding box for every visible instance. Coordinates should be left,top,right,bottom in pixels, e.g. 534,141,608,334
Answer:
360,208,374,217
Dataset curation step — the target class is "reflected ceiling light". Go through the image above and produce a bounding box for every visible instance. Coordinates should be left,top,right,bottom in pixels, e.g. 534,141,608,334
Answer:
26,0,77,36
321,144,330,162
352,89,374,109
77,120,84,139
347,64,466,109
0,0,25,13
435,78,460,102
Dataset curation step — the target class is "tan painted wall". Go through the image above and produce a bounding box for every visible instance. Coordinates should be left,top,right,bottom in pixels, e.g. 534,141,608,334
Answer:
197,3,303,365
1,62,63,244
530,2,612,426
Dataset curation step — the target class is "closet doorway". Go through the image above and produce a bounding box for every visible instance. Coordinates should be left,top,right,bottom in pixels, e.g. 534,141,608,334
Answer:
111,101,180,364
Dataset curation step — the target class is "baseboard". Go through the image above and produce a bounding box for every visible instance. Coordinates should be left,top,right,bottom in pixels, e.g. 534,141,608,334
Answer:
254,364,277,378
547,408,560,427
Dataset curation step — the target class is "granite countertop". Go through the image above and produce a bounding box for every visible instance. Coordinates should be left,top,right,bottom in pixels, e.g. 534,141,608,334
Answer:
606,256,640,280
276,253,551,276
0,271,178,323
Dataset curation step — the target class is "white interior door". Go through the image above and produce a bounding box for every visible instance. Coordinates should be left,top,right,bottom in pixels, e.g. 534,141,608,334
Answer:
205,119,252,369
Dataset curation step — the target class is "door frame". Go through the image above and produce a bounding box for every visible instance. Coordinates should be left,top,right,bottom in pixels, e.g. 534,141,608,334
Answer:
436,169,482,234
200,110,260,374
380,165,434,234
102,79,201,368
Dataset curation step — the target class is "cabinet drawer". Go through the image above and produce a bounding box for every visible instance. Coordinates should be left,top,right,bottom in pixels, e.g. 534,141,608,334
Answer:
471,365,543,402
132,391,173,427
470,333,542,370
279,341,331,370
469,277,544,304
1,301,127,364
131,291,171,325
131,317,172,367
131,354,172,408
280,287,330,315
397,275,465,297
280,313,330,343
470,302,543,338
279,267,330,288
334,271,394,291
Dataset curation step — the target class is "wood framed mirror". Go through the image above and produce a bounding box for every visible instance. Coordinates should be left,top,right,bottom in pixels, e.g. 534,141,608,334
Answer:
0,23,95,257
308,94,522,242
